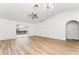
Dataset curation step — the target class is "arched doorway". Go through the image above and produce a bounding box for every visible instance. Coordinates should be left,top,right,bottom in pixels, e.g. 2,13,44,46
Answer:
66,20,79,40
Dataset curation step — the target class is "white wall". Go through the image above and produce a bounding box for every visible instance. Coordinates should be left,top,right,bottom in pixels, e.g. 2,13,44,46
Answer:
0,19,35,40
34,10,79,40
1,10,79,41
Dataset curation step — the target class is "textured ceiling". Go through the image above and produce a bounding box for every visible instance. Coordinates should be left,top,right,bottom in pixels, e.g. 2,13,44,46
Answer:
0,3,79,23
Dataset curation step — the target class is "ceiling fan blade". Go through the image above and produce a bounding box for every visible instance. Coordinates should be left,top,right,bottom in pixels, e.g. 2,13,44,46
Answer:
35,16,39,18
34,14,37,16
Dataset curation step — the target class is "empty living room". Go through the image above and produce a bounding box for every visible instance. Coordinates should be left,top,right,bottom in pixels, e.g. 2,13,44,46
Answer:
0,2,79,55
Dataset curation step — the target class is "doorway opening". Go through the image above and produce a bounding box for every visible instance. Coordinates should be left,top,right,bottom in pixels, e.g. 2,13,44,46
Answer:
66,20,79,40
16,24,28,37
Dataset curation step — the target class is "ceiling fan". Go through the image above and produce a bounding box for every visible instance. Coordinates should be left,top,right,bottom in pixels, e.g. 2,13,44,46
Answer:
28,12,39,19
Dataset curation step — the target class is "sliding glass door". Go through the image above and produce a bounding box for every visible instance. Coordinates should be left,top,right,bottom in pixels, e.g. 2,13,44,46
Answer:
16,24,28,37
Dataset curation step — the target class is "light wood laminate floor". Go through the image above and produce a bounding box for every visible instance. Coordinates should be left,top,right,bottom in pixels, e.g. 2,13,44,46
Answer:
0,36,79,55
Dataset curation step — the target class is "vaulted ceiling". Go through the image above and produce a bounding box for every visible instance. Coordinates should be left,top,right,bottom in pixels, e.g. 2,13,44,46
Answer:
0,3,79,23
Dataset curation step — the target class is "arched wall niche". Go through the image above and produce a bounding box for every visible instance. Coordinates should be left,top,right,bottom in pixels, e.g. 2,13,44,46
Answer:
66,20,79,40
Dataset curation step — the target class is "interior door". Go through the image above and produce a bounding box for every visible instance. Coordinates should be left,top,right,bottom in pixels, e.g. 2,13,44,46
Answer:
66,21,79,40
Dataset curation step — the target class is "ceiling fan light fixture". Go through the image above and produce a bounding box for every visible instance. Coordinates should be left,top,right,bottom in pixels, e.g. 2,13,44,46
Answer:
28,12,39,20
